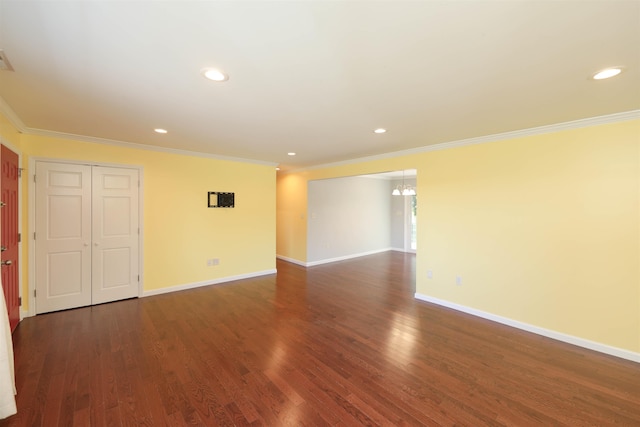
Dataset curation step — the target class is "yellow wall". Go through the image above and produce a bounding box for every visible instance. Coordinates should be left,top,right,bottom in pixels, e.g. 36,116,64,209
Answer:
277,119,640,354
276,173,309,261
419,121,639,352
0,113,21,148
0,120,276,311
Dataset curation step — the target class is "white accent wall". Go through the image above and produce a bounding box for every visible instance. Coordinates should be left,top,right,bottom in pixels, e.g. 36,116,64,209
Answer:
307,176,392,263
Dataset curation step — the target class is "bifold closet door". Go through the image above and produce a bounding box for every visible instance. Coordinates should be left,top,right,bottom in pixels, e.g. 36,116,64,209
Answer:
35,162,139,314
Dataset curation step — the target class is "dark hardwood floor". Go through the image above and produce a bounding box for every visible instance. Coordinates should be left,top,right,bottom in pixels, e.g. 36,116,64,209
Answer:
2,252,639,426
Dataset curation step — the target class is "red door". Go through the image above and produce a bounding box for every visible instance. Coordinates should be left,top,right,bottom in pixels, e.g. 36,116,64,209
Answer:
1,145,19,332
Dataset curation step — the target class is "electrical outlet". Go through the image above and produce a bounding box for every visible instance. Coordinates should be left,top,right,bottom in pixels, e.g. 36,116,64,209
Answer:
207,258,220,267
456,276,462,286
427,270,433,279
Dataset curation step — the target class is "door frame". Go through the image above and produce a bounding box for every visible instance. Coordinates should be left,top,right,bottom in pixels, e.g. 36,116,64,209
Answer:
27,157,144,317
404,194,417,253
0,139,23,323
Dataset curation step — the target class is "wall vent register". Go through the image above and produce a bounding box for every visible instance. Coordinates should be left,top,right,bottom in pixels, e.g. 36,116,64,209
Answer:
208,192,234,208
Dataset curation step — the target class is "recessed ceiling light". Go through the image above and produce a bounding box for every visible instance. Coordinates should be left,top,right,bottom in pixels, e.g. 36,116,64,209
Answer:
275,167,280,171
374,128,387,134
288,152,296,156
202,68,229,82
593,67,622,80
154,128,168,134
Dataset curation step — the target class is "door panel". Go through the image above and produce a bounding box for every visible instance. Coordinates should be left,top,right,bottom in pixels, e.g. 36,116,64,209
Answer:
91,166,139,305
1,145,20,331
48,251,84,296
35,162,92,313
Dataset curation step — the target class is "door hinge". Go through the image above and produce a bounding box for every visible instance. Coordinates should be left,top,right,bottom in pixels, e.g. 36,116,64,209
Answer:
33,232,36,240
33,174,36,183
18,168,24,178
34,289,36,298
18,233,21,243
137,275,140,282
18,297,21,306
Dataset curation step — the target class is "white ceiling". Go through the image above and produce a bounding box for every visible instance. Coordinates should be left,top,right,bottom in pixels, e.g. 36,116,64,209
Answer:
0,1,638,170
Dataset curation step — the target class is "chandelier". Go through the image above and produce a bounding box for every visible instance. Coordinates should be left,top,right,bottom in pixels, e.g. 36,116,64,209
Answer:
392,170,416,196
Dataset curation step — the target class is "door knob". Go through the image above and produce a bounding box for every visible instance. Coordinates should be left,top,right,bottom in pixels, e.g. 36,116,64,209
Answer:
0,201,5,207
1,260,12,266
0,246,6,252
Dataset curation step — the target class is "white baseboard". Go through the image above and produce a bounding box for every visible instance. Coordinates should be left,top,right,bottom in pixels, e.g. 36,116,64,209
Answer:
276,255,307,266
414,293,640,364
142,269,277,298
306,248,392,267
20,309,30,320
390,247,416,254
278,248,413,267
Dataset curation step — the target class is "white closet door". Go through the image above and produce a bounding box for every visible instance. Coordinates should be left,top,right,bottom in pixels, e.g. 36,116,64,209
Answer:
91,166,139,304
35,162,92,314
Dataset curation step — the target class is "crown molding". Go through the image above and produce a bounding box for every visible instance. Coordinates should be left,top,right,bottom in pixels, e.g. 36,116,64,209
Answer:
3,91,637,172
0,96,27,132
0,94,277,166
292,110,640,173
24,127,278,166
359,169,417,180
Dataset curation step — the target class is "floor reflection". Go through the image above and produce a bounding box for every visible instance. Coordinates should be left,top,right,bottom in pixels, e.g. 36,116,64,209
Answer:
385,310,419,367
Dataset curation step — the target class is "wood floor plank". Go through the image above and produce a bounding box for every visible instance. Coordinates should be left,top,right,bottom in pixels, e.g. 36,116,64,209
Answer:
2,252,640,426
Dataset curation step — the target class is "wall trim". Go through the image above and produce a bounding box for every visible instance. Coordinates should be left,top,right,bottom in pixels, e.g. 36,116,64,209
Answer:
306,248,392,267
276,255,307,267
414,293,640,364
278,248,409,267
4,93,636,173
390,247,416,254
0,96,26,131
142,269,277,298
0,95,275,167
291,109,640,173
26,128,277,167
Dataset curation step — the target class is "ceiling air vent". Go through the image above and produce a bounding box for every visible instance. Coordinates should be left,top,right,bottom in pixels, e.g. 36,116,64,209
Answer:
0,50,14,71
